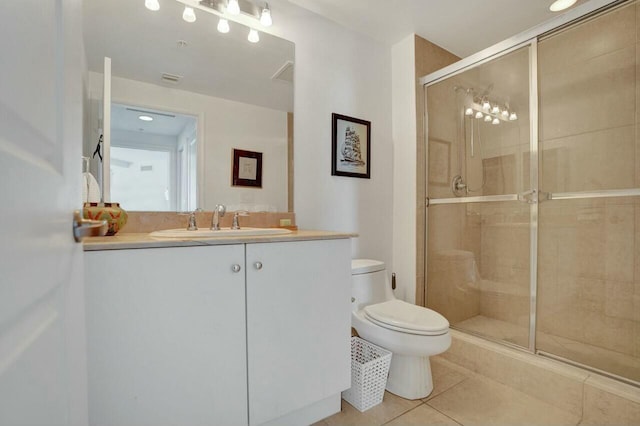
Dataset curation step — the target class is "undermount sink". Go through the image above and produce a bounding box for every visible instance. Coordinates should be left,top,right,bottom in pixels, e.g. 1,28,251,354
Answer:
149,227,292,238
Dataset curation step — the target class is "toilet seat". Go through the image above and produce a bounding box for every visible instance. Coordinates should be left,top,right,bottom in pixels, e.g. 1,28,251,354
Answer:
363,300,449,336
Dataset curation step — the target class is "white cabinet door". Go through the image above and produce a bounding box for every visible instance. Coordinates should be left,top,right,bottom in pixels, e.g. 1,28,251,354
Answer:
85,245,248,426
246,239,351,426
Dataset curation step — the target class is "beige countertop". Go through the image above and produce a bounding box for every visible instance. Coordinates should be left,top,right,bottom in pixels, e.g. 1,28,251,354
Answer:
83,230,356,251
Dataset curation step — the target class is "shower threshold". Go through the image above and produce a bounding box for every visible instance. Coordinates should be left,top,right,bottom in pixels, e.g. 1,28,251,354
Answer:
454,315,640,385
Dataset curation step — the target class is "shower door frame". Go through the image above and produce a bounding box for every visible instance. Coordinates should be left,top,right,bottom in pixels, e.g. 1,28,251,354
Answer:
420,0,625,355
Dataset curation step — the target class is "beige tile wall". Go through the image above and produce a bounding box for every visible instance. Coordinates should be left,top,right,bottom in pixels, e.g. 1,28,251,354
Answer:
535,1,640,381
415,35,460,306
537,197,640,380
121,211,296,233
539,3,637,193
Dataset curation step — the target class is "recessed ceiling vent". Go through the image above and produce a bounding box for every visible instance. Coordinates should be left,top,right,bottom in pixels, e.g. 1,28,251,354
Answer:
161,73,183,85
271,61,294,83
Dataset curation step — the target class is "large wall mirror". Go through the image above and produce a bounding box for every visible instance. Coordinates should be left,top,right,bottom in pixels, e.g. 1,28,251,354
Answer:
82,0,294,212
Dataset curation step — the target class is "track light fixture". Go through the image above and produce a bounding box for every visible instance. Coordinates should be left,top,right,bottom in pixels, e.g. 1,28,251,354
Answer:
182,6,196,22
465,94,518,125
260,3,272,27
248,28,260,43
145,0,160,11
144,1,274,43
217,17,230,33
227,0,240,15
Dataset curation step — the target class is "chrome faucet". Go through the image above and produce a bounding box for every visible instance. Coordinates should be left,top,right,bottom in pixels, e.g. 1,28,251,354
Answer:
211,204,226,230
231,211,248,230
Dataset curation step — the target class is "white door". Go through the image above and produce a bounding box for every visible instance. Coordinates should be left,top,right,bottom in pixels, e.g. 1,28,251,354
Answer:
0,1,87,425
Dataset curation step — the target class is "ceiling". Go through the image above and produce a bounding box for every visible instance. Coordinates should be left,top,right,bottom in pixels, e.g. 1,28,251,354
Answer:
287,0,594,57
111,104,195,136
83,0,294,112
84,0,610,113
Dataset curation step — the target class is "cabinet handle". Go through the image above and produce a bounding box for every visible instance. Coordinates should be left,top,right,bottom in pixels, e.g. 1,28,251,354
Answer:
231,264,242,273
254,261,263,270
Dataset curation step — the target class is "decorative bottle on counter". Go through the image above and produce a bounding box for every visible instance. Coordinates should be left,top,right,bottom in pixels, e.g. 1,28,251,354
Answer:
83,202,128,236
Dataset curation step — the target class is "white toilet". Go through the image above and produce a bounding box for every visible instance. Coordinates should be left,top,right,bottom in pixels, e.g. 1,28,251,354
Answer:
351,259,451,400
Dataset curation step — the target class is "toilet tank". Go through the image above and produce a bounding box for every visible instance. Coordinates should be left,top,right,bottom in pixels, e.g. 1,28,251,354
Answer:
351,259,394,311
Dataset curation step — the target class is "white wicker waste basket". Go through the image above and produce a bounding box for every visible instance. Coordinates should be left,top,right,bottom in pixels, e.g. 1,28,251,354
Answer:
342,337,392,412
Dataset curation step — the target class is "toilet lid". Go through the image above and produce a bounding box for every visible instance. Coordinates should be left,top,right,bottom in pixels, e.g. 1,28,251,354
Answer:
351,259,385,275
363,300,449,336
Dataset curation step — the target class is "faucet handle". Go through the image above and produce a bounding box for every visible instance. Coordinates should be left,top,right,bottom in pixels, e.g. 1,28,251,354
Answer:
179,208,202,231
231,210,249,230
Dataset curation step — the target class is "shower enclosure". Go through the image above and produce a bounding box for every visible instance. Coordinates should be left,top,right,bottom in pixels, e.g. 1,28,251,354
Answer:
423,0,640,384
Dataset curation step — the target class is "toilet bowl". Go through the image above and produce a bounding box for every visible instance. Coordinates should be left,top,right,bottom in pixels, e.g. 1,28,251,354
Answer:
351,259,451,400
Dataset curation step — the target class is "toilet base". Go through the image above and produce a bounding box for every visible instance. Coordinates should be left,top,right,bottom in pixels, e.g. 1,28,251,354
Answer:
385,354,433,400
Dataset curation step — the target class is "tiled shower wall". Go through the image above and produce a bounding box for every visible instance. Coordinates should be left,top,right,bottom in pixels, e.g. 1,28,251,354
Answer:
426,1,640,381
536,2,640,380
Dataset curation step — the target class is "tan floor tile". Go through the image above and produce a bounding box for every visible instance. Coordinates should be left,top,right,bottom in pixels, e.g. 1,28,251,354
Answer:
318,392,421,426
385,404,461,426
423,357,470,402
426,376,580,426
580,375,640,425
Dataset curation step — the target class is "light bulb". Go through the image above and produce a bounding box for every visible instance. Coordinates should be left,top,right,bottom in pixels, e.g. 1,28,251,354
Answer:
227,0,240,15
484,115,492,122
145,0,159,11
509,112,518,121
491,105,500,114
501,110,509,119
475,111,483,119
248,29,260,43
138,115,153,122
549,0,577,12
260,4,272,27
482,100,491,111
464,107,473,116
217,18,230,33
492,118,500,125
182,6,196,23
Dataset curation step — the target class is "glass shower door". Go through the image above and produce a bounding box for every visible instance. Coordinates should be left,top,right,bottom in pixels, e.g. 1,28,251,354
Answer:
536,1,640,382
425,44,536,350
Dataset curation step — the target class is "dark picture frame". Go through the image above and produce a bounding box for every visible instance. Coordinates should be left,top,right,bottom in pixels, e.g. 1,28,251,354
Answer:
331,113,371,179
232,148,263,187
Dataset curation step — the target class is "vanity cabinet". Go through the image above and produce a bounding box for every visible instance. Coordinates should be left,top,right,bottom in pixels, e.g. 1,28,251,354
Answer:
85,244,248,426
85,237,351,426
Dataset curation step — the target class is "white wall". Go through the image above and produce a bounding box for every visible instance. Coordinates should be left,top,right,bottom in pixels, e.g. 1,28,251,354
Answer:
87,72,288,212
89,2,396,270
273,3,394,267
391,35,417,303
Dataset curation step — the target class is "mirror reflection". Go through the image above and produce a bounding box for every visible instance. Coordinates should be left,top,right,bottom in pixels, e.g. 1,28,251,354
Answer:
82,0,294,212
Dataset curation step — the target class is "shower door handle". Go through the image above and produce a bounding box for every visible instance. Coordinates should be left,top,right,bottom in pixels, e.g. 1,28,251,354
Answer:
518,190,536,204
518,189,550,204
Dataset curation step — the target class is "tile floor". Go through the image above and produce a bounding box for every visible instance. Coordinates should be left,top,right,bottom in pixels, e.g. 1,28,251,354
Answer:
314,356,583,426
